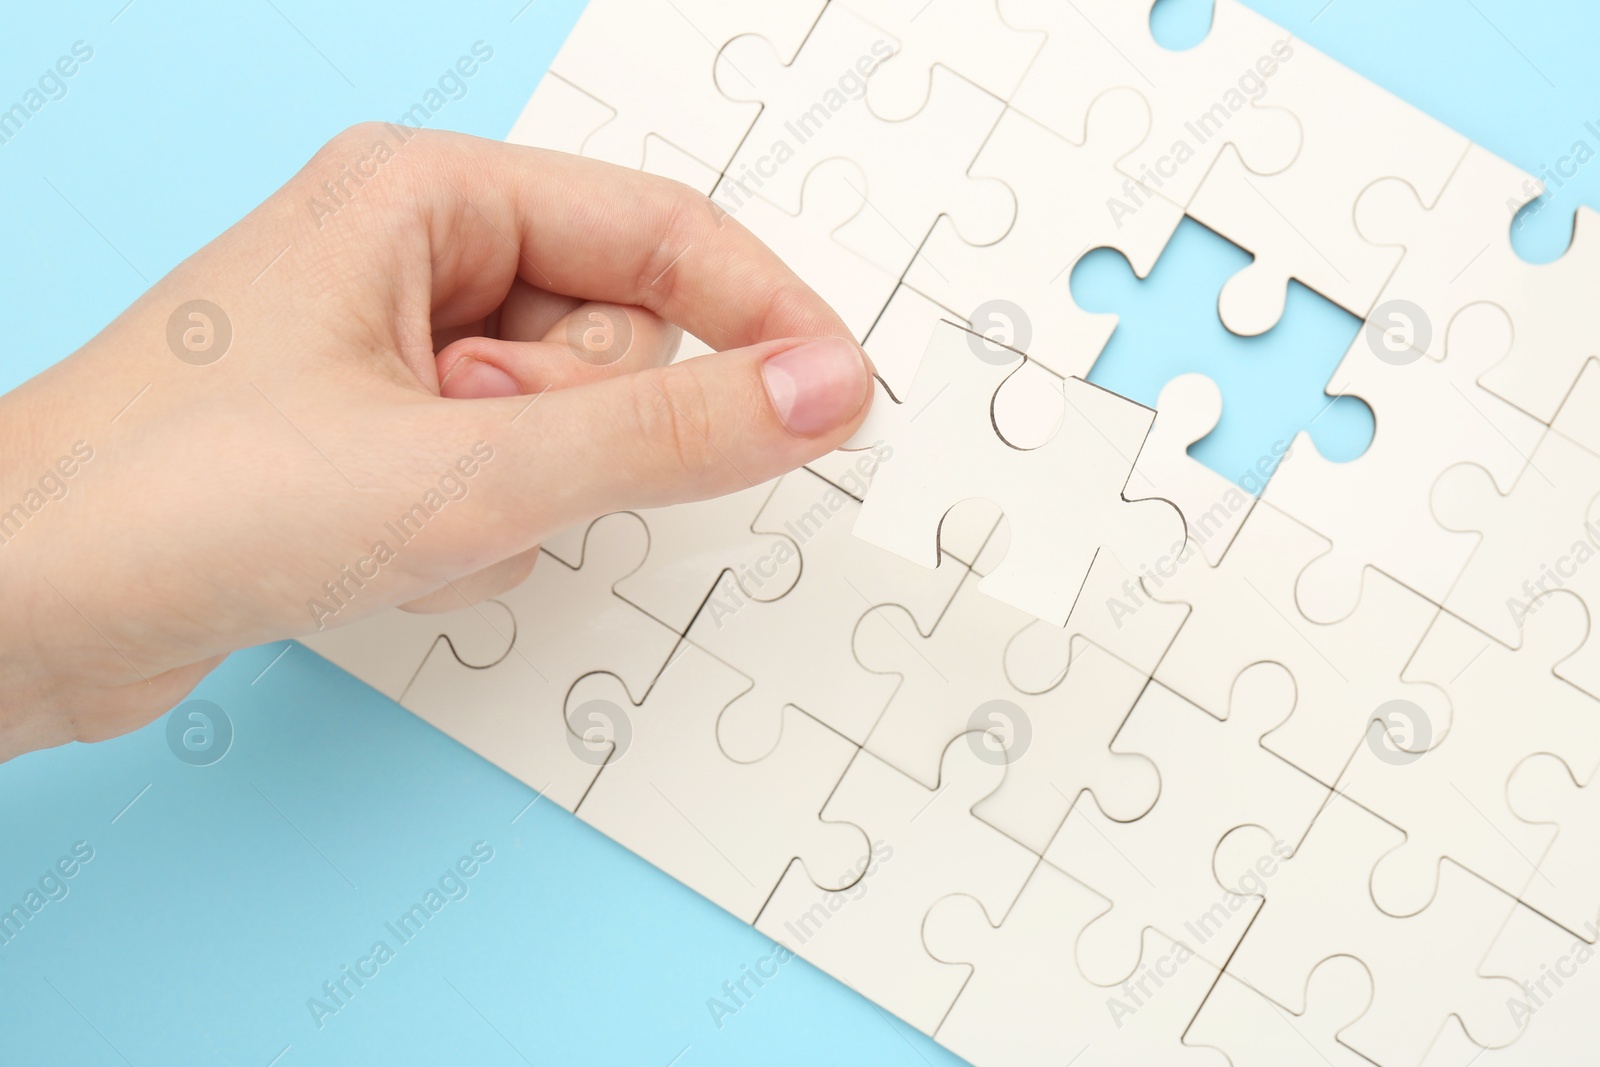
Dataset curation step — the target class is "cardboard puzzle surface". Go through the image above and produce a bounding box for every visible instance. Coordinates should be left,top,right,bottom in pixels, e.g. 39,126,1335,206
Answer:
321,2,1600,1063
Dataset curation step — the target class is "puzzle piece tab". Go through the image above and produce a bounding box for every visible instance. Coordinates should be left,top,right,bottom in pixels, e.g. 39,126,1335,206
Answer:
1337,594,1600,919
1001,0,1301,206
924,859,1226,1067
573,641,864,922
1045,667,1327,985
757,738,1036,1034
1149,501,1449,785
854,320,1183,628
1220,795,1528,1066
905,93,1185,381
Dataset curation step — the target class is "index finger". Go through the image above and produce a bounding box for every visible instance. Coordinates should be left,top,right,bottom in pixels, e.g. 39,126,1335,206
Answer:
354,126,855,353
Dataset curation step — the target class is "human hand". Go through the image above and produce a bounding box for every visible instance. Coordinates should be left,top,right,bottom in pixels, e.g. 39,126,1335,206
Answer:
0,125,872,761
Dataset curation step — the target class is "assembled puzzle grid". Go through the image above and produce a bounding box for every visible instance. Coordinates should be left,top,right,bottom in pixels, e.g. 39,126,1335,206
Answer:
302,2,1600,1063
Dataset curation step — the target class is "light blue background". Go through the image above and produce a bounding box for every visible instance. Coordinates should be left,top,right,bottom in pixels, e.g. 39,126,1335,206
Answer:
1,1,1595,1063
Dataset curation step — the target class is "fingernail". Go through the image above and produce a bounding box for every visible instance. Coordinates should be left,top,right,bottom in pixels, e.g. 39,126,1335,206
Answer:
762,337,869,436
440,356,520,399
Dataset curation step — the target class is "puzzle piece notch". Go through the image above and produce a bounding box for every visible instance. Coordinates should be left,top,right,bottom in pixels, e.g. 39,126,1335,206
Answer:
1150,501,1449,785
710,157,898,341
836,0,1045,120
1415,904,1600,1065
1219,798,1528,1065
1507,748,1600,942
398,531,681,811
1268,300,1544,622
1188,35,1469,333
905,90,1186,382
1337,593,1600,920
1433,417,1600,697
1000,0,1301,206
1072,219,1373,503
612,481,802,635
1185,958,1375,1067
717,4,1014,274
756,737,1036,1034
924,859,1228,1067
854,319,1184,627
573,641,865,922
549,0,777,172
690,466,968,751
297,595,517,704
1355,142,1600,424
1129,372,1255,567
1046,665,1327,985
855,576,1158,852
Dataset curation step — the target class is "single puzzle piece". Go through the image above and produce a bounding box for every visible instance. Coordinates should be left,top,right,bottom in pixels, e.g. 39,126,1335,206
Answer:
1149,500,1449,786
573,640,864,923
552,0,824,173
710,158,898,342
1186,40,1468,333
400,529,680,812
1508,749,1600,942
1219,795,1528,1066
687,466,968,748
297,597,515,703
1417,905,1600,1065
1337,594,1600,920
856,571,1159,852
1357,143,1600,424
1000,0,1301,206
756,738,1036,1035
717,4,1013,276
905,93,1185,381
835,0,1043,120
1129,372,1256,567
1186,958,1375,1067
1045,666,1327,985
853,319,1183,628
1434,419,1600,698
1265,302,1544,621
924,860,1227,1067
1074,219,1371,496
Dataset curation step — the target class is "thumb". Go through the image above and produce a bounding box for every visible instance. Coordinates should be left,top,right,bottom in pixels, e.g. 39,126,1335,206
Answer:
435,334,872,553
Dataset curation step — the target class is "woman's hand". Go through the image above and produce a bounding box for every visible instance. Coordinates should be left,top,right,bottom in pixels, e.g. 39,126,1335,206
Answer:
0,124,872,760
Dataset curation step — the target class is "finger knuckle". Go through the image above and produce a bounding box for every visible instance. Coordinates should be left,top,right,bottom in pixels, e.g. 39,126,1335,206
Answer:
631,365,715,478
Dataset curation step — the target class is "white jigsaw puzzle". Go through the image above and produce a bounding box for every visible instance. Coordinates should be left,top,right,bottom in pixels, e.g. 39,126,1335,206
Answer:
291,5,1600,1065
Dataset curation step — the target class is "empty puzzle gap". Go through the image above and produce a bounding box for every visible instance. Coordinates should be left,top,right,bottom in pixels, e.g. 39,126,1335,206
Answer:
1076,218,1374,493
1148,0,1214,51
